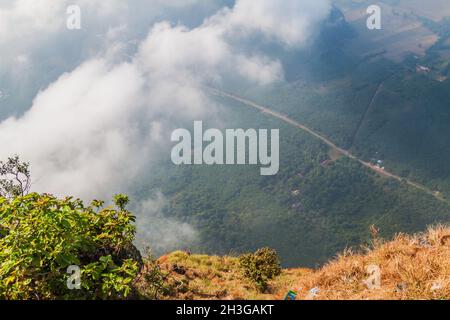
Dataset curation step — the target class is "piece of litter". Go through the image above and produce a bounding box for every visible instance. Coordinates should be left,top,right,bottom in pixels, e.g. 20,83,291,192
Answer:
305,287,320,299
431,281,442,292
284,290,298,300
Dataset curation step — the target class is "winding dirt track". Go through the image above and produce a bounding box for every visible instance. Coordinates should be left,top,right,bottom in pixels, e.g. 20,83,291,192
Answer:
208,87,450,205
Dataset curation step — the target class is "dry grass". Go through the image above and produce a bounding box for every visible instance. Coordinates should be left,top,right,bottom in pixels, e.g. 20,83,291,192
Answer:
294,225,450,300
152,251,310,300
141,226,450,300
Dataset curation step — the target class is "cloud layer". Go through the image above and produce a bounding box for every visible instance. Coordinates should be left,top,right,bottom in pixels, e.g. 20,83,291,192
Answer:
0,0,331,253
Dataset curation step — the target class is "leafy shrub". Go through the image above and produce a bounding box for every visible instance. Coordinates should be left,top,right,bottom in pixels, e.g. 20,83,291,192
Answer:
0,193,140,300
239,248,281,292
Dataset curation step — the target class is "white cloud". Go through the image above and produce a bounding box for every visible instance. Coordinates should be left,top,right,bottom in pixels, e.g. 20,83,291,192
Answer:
0,60,146,198
136,21,284,86
0,0,131,48
209,0,331,47
0,0,212,115
0,0,331,251
134,194,198,254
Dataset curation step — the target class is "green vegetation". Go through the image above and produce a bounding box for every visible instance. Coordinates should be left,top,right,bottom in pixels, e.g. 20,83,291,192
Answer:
139,96,450,267
160,14,449,268
239,248,281,292
0,192,140,299
2,5,450,287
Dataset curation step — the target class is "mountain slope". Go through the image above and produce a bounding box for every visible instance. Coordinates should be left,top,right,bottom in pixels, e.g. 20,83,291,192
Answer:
148,225,450,300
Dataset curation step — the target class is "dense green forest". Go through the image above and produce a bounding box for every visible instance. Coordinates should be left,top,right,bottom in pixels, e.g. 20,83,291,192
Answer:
127,6,450,268
227,13,450,199
138,95,450,267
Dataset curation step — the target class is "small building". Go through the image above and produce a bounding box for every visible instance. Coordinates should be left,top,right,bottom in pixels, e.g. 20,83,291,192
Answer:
376,160,384,169
416,65,431,73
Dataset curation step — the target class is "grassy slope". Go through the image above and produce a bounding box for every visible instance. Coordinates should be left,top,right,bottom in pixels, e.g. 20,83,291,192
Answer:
151,225,450,300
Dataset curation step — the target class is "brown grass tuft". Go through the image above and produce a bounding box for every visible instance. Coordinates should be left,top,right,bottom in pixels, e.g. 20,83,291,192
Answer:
138,226,450,300
294,225,450,300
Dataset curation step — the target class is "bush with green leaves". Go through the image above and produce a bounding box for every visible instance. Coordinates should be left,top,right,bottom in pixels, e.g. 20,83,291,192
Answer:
239,247,282,292
0,193,141,300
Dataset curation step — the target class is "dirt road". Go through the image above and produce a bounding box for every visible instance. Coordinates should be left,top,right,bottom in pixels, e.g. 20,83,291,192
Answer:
209,88,449,205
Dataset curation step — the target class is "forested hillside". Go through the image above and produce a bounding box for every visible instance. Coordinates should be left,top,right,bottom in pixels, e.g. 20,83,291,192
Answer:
138,95,450,267
134,5,450,267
